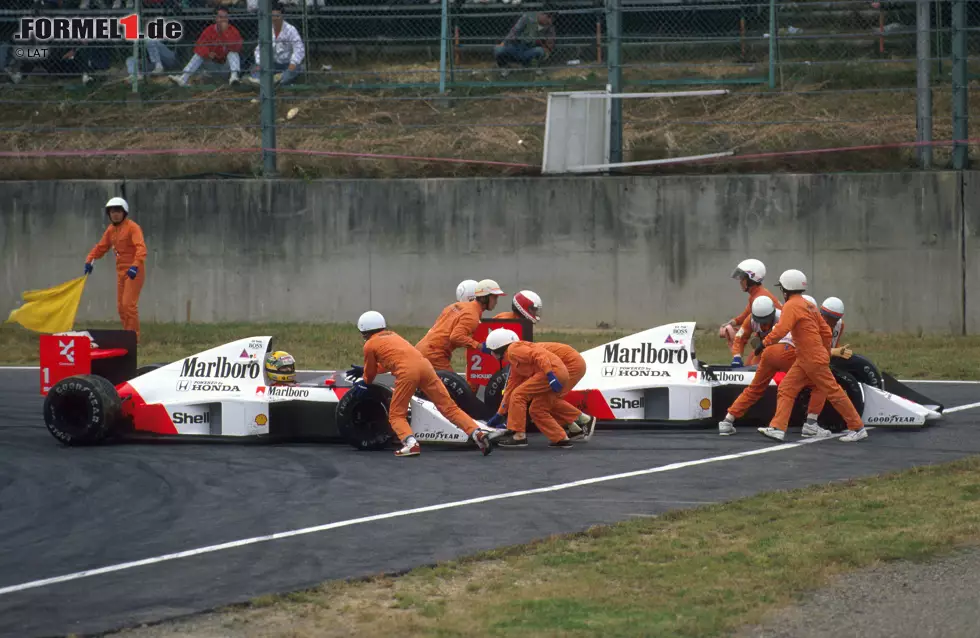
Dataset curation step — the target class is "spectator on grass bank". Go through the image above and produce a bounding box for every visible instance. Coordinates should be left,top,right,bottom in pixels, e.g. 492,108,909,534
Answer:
493,11,555,74
127,38,180,78
169,6,243,86
247,2,305,87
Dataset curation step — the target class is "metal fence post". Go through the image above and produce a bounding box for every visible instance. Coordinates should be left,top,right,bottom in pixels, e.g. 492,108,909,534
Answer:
130,0,143,93
439,0,449,94
768,0,776,89
916,0,932,169
607,0,623,166
952,0,968,170
259,0,277,176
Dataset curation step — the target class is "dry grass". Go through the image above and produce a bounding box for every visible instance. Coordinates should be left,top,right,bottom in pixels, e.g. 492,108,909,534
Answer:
3,320,980,380
1,56,974,179
106,456,980,638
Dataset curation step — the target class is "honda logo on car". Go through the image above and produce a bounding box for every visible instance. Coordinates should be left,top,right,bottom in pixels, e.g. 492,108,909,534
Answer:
617,367,670,378
180,356,260,379
176,380,240,392
603,343,689,365
172,411,210,425
610,396,643,410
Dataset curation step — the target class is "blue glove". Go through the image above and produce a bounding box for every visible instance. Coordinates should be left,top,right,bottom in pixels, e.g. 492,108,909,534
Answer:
350,380,368,398
346,364,364,379
84,262,93,275
487,413,507,429
480,342,492,354
731,355,743,368
126,266,138,280
547,371,563,393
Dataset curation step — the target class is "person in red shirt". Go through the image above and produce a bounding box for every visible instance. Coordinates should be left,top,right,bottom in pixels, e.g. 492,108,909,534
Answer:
169,7,243,87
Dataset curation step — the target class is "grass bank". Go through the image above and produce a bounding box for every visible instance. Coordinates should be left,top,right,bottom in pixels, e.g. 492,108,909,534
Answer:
2,321,979,380
107,456,980,638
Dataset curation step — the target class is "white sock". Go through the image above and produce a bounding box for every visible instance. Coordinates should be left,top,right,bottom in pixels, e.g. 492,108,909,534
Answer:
806,413,819,423
724,413,735,423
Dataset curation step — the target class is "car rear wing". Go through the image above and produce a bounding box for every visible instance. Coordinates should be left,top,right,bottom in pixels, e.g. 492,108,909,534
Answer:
39,329,137,396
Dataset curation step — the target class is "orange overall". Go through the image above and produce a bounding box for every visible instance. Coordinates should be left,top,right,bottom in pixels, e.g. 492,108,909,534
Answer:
495,341,570,443
493,311,520,320
805,317,847,417
86,218,147,342
763,296,863,432
728,313,796,419
364,330,481,441
728,286,782,357
416,300,484,370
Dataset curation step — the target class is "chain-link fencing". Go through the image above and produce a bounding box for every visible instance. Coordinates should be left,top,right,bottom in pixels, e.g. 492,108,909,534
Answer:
1,0,979,179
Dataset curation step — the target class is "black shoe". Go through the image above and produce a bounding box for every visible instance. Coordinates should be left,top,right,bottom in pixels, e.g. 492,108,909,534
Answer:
497,434,529,448
549,438,573,449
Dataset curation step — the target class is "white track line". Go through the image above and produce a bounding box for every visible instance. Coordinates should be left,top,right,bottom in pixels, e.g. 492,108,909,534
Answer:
0,434,840,597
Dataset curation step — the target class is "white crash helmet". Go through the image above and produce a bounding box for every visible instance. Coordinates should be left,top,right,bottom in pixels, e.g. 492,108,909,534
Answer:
485,328,519,351
751,295,776,323
802,294,816,306
356,310,386,333
731,259,766,284
105,196,129,215
474,279,505,298
777,269,807,292
821,296,845,319
513,290,542,323
456,279,478,303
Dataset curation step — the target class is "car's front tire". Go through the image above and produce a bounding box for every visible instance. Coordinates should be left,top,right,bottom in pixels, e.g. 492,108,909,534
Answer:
43,374,122,446
335,383,396,450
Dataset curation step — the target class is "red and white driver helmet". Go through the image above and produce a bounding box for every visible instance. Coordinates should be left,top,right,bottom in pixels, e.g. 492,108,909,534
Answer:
513,290,543,323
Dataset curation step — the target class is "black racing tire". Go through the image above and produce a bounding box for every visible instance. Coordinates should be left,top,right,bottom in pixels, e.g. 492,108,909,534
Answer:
43,374,122,446
790,368,865,433
483,367,510,415
832,354,884,390
134,363,165,378
426,370,492,420
335,383,396,451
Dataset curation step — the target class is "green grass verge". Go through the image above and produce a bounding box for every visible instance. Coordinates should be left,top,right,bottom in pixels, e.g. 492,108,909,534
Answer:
108,456,980,638
3,321,979,380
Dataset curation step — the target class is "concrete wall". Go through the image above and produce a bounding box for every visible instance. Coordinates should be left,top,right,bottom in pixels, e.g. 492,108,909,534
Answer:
0,172,972,334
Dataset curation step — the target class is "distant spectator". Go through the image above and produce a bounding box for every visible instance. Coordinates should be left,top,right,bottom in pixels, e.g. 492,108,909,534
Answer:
494,11,555,72
169,7,243,86
247,3,305,87
126,38,180,78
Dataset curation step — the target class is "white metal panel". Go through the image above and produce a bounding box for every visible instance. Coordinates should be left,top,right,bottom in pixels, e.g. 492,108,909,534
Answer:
542,91,610,174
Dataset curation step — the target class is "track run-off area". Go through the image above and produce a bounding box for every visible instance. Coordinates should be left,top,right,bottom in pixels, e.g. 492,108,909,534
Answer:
1,367,979,638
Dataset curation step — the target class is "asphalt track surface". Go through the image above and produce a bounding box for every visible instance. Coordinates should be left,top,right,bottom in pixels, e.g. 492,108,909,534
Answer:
1,368,979,638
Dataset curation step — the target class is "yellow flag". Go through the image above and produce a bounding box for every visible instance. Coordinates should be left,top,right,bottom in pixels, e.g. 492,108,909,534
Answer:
6,275,88,334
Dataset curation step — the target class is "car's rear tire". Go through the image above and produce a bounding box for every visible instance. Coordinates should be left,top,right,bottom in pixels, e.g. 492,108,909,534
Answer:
790,368,865,433
484,367,510,415
43,374,122,446
832,354,883,390
335,383,396,451
423,370,493,420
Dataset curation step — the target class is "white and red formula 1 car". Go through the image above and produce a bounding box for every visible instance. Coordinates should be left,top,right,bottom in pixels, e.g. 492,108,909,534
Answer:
39,330,485,450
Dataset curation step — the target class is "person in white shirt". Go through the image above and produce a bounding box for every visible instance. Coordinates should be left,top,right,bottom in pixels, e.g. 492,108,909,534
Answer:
248,3,306,87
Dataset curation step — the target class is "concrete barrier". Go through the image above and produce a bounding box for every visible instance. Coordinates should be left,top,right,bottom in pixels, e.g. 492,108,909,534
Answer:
0,172,972,334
